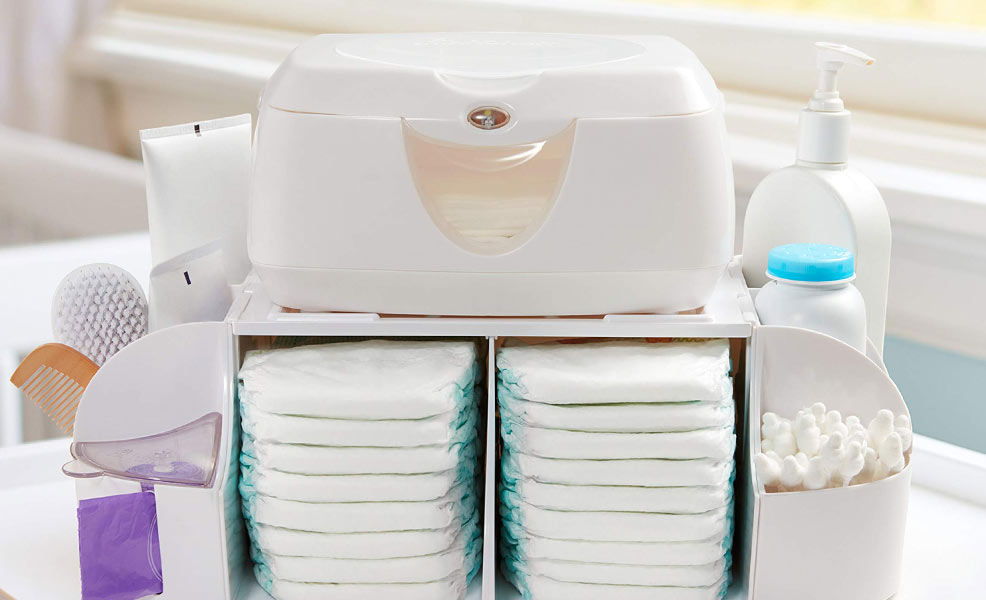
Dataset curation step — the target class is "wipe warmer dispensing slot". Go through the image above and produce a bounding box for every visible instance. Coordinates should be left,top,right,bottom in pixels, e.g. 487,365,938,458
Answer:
250,32,735,316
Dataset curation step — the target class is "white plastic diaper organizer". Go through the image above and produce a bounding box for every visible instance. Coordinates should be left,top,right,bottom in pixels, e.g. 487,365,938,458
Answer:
68,259,910,600
67,31,908,600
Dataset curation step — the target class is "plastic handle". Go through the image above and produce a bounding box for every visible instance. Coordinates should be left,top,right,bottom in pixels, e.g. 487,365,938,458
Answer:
62,458,105,479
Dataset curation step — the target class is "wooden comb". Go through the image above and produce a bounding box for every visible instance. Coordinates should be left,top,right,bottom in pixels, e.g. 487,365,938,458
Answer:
9,343,99,434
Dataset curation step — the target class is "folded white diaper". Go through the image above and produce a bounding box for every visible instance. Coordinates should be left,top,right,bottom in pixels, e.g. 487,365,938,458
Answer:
253,524,482,584
505,572,729,600
504,555,728,587
497,340,731,404
503,450,734,487
501,479,731,513
241,463,476,503
499,395,734,432
505,500,730,542
501,421,736,460
239,340,478,419
497,338,734,600
240,339,483,600
249,514,479,559
240,399,478,447
502,520,731,566
243,483,476,533
241,435,478,475
257,567,474,600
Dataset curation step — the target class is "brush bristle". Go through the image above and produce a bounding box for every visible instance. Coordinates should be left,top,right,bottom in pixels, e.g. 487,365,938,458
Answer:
52,264,148,365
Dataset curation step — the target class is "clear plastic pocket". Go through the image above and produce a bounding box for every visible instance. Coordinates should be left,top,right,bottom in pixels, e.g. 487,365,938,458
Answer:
403,121,575,255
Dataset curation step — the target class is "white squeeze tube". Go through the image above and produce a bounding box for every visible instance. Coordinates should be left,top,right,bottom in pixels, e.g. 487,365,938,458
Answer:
140,114,252,287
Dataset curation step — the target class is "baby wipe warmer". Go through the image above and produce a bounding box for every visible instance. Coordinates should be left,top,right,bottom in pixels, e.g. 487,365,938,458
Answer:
250,32,735,315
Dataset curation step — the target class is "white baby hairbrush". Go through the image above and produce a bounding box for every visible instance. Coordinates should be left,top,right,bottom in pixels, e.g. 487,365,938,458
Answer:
51,263,148,365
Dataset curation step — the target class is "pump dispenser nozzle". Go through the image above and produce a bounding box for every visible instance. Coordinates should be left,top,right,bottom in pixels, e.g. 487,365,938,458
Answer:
797,42,874,165
809,42,875,112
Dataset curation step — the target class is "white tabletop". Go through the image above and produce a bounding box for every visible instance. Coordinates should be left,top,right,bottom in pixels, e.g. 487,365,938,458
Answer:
1,438,984,600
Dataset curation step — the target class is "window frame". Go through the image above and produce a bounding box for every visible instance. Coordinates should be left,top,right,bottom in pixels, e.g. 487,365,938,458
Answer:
114,0,986,127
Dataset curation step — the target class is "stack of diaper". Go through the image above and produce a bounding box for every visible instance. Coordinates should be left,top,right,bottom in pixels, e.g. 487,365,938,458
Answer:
238,340,483,600
497,339,735,600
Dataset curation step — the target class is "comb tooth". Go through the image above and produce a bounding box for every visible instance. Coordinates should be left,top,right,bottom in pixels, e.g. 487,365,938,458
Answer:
34,372,67,408
22,366,51,396
23,367,54,397
54,407,77,431
19,365,47,390
42,378,75,412
53,393,82,430
56,406,79,431
45,381,77,414
45,375,75,405
49,384,81,420
38,376,73,414
24,367,55,396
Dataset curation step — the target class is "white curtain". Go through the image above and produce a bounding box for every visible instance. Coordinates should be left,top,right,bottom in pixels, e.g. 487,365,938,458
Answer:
0,0,112,147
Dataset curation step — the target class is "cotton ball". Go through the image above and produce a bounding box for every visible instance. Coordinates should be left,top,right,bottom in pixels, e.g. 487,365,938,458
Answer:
838,441,865,487
754,453,782,489
852,447,879,486
772,420,798,458
877,432,906,479
895,414,913,453
762,413,782,440
794,412,821,457
810,402,827,427
803,457,829,490
823,410,849,438
895,426,913,454
820,432,846,474
761,438,774,453
779,455,805,491
867,409,895,451
846,417,867,439
895,414,911,430
795,452,809,470
846,429,868,449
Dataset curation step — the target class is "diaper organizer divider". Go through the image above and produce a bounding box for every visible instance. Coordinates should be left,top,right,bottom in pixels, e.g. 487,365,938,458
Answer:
229,259,756,600
71,322,244,600
67,259,908,599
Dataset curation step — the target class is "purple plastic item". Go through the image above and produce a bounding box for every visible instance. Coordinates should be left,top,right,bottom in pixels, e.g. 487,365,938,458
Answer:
78,491,163,600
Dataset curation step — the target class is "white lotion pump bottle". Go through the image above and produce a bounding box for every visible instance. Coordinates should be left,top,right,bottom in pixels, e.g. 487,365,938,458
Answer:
742,42,891,353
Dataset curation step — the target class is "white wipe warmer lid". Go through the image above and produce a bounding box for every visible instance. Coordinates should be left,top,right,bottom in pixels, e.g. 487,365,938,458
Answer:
262,32,721,144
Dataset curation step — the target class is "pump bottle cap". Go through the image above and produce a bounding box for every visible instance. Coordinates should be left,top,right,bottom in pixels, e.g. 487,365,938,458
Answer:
797,42,874,165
